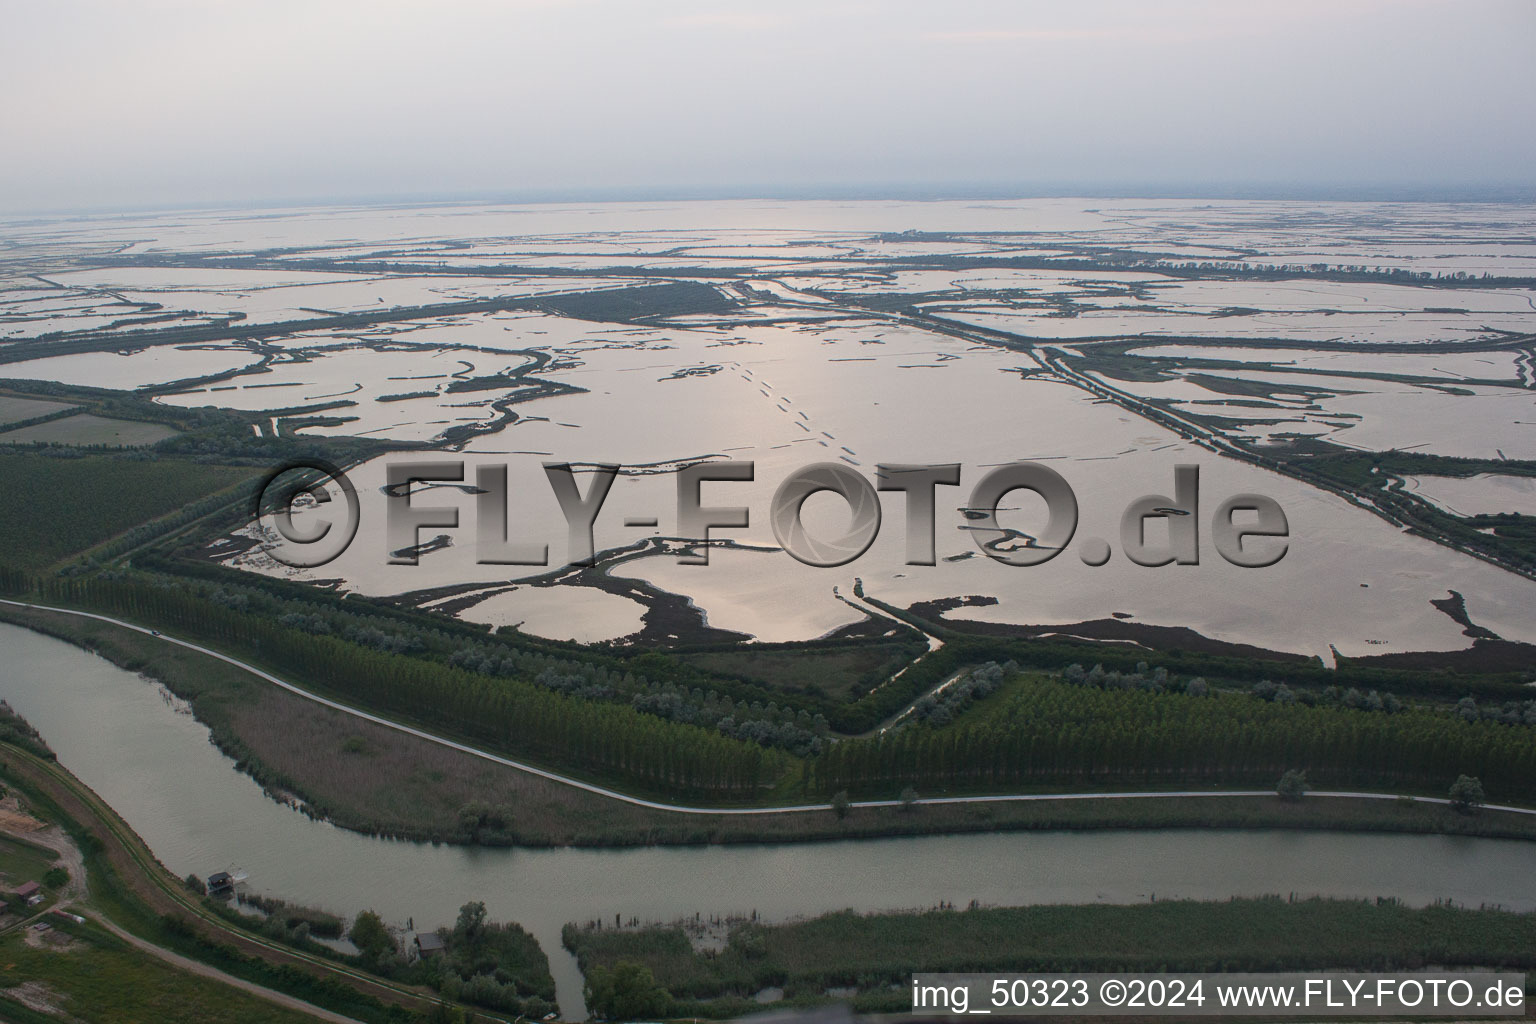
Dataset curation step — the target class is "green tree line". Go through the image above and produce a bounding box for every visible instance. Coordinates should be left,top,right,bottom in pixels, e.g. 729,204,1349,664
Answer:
810,675,1536,799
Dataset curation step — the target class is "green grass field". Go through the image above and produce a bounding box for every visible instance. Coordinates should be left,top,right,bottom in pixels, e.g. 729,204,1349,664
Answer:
680,643,922,703
0,452,256,571
0,397,77,428
0,922,325,1024
0,835,59,895
0,413,178,447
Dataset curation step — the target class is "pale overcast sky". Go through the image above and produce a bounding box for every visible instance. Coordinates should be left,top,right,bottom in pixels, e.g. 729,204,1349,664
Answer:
3,0,1534,212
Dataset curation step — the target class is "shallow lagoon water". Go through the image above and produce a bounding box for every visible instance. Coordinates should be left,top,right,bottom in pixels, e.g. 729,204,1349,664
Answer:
3,198,1534,656
229,311,1536,659
454,585,648,643
1125,345,1526,382
1402,474,1536,517
4,197,1535,1015
6,345,262,390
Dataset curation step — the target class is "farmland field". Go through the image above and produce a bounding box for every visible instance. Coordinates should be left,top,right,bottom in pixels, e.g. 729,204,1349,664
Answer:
0,453,257,571
0,413,178,447
0,396,76,427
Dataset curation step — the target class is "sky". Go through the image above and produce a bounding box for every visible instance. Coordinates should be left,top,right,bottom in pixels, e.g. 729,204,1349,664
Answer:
3,0,1534,213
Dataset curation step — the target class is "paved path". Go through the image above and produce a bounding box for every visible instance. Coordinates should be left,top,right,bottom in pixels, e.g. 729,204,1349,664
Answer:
90,914,366,1024
6,599,1535,819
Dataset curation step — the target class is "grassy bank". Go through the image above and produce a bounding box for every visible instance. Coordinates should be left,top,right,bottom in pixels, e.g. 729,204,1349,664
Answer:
5,605,1536,847
0,744,458,1023
1,736,557,1021
0,917,326,1024
564,898,1536,1016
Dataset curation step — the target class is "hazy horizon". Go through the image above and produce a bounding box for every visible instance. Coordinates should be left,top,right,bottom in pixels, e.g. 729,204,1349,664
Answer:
4,0,1535,215
11,181,1536,223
